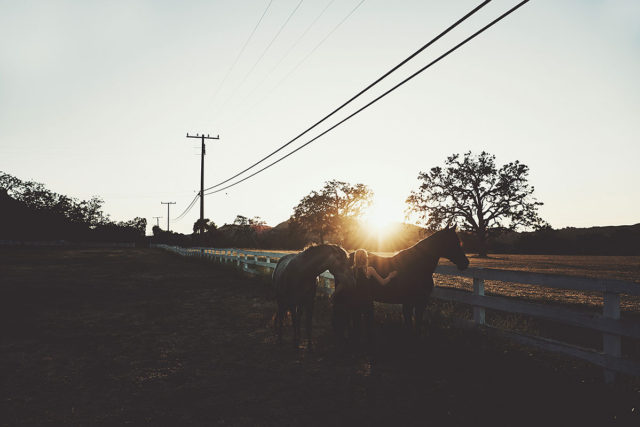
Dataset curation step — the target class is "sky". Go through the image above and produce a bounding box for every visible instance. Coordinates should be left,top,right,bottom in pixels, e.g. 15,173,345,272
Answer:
1,0,639,235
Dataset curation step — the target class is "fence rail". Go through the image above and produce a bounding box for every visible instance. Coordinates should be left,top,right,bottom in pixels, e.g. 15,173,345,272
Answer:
153,244,640,383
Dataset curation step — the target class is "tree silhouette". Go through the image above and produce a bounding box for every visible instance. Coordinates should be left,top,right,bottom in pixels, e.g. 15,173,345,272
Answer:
0,171,146,242
193,218,217,234
406,152,547,257
228,215,266,247
291,180,372,244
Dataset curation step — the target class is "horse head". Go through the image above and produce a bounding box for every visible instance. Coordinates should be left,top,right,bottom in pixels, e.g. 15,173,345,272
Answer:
434,226,469,271
325,245,356,289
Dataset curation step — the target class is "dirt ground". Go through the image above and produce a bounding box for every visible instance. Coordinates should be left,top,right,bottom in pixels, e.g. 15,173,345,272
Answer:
1,248,639,426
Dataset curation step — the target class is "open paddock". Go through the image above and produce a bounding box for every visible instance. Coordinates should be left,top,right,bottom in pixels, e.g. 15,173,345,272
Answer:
1,247,639,425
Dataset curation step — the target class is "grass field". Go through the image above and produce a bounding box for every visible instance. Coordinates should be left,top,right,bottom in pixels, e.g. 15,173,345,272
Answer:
1,248,639,425
433,254,640,313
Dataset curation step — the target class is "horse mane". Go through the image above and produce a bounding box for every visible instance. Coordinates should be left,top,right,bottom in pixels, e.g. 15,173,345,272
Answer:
300,243,348,261
381,228,448,267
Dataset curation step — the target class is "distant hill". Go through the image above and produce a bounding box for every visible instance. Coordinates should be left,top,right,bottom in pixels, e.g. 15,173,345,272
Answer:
270,219,428,252
271,219,640,255
472,223,640,256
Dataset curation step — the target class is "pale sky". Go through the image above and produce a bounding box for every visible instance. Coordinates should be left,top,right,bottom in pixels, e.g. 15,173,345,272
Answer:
1,0,639,235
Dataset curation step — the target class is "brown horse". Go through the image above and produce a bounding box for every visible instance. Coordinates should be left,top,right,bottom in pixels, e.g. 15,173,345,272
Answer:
273,244,355,347
333,227,469,337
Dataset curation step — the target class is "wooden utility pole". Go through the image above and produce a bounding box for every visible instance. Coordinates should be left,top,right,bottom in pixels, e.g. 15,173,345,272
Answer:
161,202,175,232
152,216,162,228
186,132,219,233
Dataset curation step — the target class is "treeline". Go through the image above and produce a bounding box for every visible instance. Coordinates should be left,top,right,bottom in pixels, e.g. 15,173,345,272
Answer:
152,215,304,250
3,170,637,255
154,216,640,256
0,172,146,243
152,214,429,253
480,225,640,256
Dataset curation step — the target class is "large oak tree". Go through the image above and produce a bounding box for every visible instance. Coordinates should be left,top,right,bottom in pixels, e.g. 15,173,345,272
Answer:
291,180,372,244
406,152,547,256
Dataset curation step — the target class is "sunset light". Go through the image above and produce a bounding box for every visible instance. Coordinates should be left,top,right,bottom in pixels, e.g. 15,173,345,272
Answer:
2,1,639,423
363,200,402,235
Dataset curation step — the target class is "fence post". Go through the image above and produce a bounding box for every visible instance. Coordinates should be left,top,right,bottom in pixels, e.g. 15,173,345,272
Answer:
473,277,485,326
323,277,332,294
603,292,621,384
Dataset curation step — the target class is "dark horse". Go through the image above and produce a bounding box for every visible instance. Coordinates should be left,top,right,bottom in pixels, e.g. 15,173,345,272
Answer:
273,244,355,347
333,227,469,336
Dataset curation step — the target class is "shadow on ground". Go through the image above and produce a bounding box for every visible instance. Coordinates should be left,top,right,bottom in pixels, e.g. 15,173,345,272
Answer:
1,248,639,426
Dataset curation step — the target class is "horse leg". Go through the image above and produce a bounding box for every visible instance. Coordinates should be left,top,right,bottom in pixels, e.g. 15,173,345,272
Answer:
332,302,348,345
275,304,285,345
414,303,426,337
352,311,362,343
291,306,299,348
402,304,414,330
305,298,315,349
293,304,304,348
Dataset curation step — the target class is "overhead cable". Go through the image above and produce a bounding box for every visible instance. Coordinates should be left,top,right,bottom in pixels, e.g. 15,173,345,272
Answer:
221,0,364,128
174,193,200,221
204,0,490,192
204,0,530,196
214,0,306,117
232,0,337,117
209,0,274,105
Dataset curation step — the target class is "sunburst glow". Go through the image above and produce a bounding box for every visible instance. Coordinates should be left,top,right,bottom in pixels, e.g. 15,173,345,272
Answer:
363,201,402,235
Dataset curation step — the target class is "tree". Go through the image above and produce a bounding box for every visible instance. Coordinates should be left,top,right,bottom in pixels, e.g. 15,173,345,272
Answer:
233,215,265,227
406,151,547,256
118,217,147,237
227,215,266,247
193,218,217,234
0,170,147,242
291,180,372,244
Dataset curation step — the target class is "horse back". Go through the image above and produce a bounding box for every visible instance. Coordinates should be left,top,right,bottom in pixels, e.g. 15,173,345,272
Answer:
368,251,435,304
272,253,317,305
367,253,395,275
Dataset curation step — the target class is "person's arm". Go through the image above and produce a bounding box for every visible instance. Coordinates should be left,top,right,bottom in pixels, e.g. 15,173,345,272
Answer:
367,267,398,286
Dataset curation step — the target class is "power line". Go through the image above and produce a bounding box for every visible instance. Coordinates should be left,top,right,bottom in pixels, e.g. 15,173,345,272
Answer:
214,0,305,118
161,201,176,231
204,0,530,197
174,194,199,221
231,0,337,119
203,0,489,193
227,0,365,127
272,0,366,93
186,132,220,233
209,0,274,106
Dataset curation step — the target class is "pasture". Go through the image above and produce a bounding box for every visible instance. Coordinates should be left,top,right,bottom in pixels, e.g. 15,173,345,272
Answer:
1,248,639,425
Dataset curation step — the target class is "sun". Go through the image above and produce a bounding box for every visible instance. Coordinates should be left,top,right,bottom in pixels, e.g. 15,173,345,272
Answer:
363,201,400,235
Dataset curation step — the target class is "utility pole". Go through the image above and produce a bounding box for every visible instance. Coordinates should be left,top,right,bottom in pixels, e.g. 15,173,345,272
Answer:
161,202,175,232
186,132,219,233
152,216,162,228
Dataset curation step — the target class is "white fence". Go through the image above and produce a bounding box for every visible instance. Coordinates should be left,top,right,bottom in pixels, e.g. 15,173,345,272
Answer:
153,244,640,383
0,240,135,248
